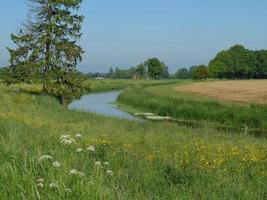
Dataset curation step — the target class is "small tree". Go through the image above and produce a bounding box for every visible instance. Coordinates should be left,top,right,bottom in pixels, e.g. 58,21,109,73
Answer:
6,0,84,104
192,65,209,80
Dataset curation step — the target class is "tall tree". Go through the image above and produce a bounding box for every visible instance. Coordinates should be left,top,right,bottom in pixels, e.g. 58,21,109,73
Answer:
145,58,164,79
7,0,84,104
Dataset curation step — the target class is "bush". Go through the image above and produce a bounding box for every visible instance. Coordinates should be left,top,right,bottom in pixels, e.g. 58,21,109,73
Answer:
46,69,89,105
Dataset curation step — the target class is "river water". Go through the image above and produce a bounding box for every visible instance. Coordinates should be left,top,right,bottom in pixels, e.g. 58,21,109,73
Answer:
68,91,137,120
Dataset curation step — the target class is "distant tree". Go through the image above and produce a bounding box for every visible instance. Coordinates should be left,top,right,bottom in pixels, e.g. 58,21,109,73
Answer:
176,68,189,79
189,66,198,78
6,0,84,105
145,58,164,79
255,50,267,78
135,63,146,78
108,67,114,78
209,45,257,79
192,65,209,80
161,63,170,79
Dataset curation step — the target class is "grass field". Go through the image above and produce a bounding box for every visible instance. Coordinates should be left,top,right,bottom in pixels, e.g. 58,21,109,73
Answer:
2,79,183,95
175,80,267,104
87,79,184,92
0,81,267,199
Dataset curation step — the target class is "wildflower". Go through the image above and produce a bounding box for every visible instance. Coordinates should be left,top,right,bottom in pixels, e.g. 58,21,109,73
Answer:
39,155,52,161
94,161,101,166
65,188,72,194
76,148,84,153
60,138,76,145
53,161,61,168
106,170,114,176
59,135,71,141
103,162,109,166
78,172,85,177
37,183,44,188
37,178,44,183
86,145,95,152
145,154,156,161
69,169,79,175
76,134,82,138
69,169,85,177
49,182,58,189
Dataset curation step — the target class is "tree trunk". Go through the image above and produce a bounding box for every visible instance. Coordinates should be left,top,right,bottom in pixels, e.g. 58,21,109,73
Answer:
43,4,52,95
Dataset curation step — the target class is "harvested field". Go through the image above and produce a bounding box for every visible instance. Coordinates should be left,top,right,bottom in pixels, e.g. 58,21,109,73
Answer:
175,80,267,104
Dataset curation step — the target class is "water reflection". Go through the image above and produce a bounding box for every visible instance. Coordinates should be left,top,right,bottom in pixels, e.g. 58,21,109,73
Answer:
68,91,137,121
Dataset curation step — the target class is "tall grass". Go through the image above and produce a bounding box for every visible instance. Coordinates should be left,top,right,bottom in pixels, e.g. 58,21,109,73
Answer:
118,88,267,130
0,84,266,199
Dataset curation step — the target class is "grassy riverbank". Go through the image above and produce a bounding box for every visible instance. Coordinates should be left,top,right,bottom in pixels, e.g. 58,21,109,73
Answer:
0,82,266,199
118,86,267,133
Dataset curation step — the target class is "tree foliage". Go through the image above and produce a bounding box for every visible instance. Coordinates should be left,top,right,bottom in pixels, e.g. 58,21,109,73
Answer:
208,45,260,79
175,68,190,79
135,63,147,78
5,0,85,104
192,65,209,80
255,50,267,78
145,58,165,79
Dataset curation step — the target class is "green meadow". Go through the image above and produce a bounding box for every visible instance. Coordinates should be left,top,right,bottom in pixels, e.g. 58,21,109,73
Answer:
0,80,266,199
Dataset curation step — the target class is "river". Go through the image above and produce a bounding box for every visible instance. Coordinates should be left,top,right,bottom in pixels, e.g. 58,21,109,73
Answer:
68,91,138,120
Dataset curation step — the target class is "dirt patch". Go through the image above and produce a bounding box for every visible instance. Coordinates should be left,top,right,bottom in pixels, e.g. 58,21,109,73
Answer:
175,80,267,104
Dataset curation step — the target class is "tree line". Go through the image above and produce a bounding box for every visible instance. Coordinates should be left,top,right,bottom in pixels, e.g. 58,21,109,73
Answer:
93,44,267,80
176,45,267,80
107,58,169,79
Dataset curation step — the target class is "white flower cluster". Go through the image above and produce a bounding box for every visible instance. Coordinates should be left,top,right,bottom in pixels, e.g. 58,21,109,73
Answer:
94,161,101,166
69,169,85,177
76,133,83,138
59,135,76,145
76,148,84,153
86,145,95,152
106,170,114,176
39,155,52,161
49,182,58,189
36,178,44,188
53,161,61,168
36,133,117,193
65,188,72,194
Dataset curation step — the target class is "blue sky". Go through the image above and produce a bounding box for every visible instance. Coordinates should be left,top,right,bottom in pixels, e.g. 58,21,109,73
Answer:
1,0,267,73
